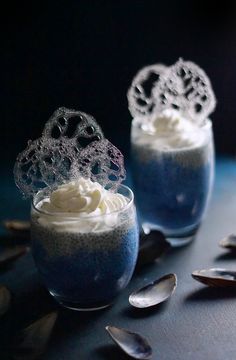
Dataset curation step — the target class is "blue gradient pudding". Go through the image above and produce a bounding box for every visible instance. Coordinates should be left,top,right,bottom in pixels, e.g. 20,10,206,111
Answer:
31,180,139,310
131,110,214,246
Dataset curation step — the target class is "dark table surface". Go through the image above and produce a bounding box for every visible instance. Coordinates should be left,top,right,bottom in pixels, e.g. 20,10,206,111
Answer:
1,156,236,360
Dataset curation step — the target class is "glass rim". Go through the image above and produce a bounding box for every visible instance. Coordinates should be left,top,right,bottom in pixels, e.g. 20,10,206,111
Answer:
31,183,134,220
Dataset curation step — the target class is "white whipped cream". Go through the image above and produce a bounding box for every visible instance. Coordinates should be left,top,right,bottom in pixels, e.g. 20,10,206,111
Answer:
133,109,207,150
35,178,129,232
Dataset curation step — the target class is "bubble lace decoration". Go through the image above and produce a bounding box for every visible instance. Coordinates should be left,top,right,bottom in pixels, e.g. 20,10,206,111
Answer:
14,138,79,197
128,59,216,124
42,107,104,151
75,139,126,191
127,64,166,118
154,59,216,123
14,108,126,197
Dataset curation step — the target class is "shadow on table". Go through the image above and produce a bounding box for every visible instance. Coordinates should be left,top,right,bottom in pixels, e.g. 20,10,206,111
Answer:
185,286,236,302
56,305,108,331
1,271,109,358
94,344,130,360
214,251,236,261
134,241,191,278
48,306,109,354
134,261,159,276
12,281,56,320
0,272,56,359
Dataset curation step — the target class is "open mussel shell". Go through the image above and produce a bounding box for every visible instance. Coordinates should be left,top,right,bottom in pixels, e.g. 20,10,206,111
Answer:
0,285,11,316
192,268,236,287
219,234,236,250
0,246,29,267
106,326,152,359
129,273,177,308
137,230,170,267
3,220,30,237
13,312,58,360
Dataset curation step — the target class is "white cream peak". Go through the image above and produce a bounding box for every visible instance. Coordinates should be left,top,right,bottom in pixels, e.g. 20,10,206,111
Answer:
41,178,128,215
136,109,206,150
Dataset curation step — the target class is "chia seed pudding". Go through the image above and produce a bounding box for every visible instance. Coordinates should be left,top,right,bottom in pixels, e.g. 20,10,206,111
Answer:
127,59,216,246
131,111,214,245
31,180,139,310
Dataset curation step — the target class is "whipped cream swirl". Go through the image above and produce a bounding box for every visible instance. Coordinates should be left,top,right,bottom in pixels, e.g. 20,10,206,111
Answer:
35,178,129,232
134,109,207,150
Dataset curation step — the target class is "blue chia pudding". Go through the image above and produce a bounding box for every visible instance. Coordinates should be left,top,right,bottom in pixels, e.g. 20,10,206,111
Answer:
131,110,214,237
31,179,139,310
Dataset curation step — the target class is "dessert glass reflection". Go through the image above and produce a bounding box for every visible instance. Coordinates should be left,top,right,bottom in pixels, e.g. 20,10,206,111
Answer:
14,107,139,310
128,59,216,246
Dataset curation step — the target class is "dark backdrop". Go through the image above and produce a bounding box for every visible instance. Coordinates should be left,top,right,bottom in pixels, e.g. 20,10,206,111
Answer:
3,0,236,169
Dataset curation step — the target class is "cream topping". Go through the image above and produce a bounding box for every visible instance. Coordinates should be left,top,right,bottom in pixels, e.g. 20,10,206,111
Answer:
133,109,207,150
35,178,129,232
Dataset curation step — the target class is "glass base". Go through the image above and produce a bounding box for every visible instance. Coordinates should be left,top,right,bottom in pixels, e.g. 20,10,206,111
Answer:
166,234,195,247
142,222,198,247
49,291,112,311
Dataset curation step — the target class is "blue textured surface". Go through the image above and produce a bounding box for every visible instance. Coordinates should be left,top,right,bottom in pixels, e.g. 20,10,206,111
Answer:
1,157,236,359
131,152,212,233
32,226,139,308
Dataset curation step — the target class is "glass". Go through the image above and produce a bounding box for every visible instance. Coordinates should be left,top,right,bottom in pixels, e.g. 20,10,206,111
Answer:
131,118,214,246
31,185,139,311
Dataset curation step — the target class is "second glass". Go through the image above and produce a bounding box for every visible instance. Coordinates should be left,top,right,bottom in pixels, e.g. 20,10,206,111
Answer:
131,117,214,246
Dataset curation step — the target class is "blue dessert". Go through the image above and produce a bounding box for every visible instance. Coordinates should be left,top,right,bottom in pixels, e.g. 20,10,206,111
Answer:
127,59,216,246
131,143,213,236
31,221,139,309
31,179,139,310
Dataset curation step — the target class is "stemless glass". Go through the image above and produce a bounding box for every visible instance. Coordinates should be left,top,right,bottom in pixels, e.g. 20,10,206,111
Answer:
31,185,139,311
131,118,214,246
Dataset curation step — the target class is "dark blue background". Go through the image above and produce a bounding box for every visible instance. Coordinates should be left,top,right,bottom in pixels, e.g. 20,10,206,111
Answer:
3,0,236,169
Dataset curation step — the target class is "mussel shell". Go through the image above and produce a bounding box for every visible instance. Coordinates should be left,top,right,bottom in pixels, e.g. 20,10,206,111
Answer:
0,246,29,267
137,230,170,267
13,312,58,360
3,220,30,237
219,234,236,250
106,326,152,359
129,273,177,308
192,268,236,287
0,285,11,316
